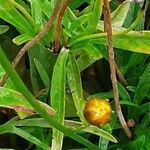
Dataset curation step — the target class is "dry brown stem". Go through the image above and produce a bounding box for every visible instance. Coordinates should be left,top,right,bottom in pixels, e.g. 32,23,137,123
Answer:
54,0,71,53
103,0,132,138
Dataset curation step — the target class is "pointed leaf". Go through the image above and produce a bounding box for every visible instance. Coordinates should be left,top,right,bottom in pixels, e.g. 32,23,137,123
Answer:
111,0,130,30
0,25,9,34
67,53,85,122
134,63,150,104
34,58,50,88
12,127,50,150
0,0,34,33
83,126,117,143
0,87,55,119
50,47,68,150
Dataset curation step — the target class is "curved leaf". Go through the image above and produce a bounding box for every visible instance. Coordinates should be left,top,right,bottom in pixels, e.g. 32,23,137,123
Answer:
83,126,117,143
0,87,55,119
0,25,9,34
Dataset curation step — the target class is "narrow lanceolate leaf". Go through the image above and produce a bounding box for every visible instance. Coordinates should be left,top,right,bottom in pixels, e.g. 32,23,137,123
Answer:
0,119,50,150
79,43,103,71
12,127,50,150
111,0,130,30
98,0,130,31
85,0,103,34
74,31,150,54
67,53,85,123
134,63,150,105
0,0,34,34
83,126,117,143
28,0,43,27
34,58,50,88
0,87,55,119
50,47,69,150
68,31,150,54
0,87,34,119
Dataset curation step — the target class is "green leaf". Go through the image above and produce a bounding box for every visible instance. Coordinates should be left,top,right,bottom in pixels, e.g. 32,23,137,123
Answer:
118,82,131,101
34,58,50,88
0,0,34,34
77,50,96,71
111,0,130,30
72,42,103,71
129,135,145,150
69,14,89,33
141,113,150,128
0,87,33,119
134,63,150,104
89,91,113,99
85,0,103,34
140,102,150,115
69,0,90,10
0,119,50,150
0,65,16,89
0,25,9,34
35,0,53,18
0,87,55,119
123,53,147,74
12,34,33,45
28,0,43,27
0,41,101,150
14,118,83,130
50,47,68,150
29,44,56,94
12,127,50,150
120,101,139,107
83,126,117,143
92,31,150,54
99,125,112,150
67,53,85,123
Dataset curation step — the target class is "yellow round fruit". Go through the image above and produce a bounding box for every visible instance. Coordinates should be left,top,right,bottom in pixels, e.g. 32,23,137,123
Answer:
84,98,112,127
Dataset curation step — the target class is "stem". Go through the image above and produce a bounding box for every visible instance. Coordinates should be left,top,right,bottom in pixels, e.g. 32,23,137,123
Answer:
0,46,100,150
103,0,132,138
104,8,128,87
54,0,71,53
0,0,62,87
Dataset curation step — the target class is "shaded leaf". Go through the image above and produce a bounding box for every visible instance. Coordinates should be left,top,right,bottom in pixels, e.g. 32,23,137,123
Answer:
12,127,50,150
134,63,150,104
34,58,50,88
0,25,9,34
83,126,117,143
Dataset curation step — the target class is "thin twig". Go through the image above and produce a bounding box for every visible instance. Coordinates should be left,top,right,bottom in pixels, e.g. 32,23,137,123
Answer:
0,0,62,86
103,0,132,138
54,0,71,53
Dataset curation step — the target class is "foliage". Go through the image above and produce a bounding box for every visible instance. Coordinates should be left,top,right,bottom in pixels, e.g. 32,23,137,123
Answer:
0,0,150,150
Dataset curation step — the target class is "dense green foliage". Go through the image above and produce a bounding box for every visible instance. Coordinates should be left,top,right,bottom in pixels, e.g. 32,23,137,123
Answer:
0,0,150,149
